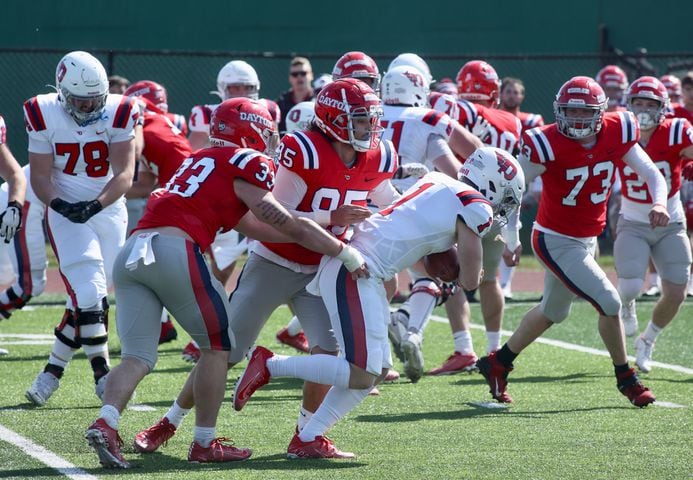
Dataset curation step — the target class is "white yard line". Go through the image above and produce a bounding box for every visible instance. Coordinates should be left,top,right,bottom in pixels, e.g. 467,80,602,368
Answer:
430,314,693,375
0,424,98,480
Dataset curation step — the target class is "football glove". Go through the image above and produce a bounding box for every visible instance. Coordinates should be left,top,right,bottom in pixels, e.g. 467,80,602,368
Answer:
0,201,22,243
64,199,103,223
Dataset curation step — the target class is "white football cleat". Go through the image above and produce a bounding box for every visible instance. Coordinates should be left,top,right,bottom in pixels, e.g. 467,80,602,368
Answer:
95,374,108,400
634,336,654,373
402,331,424,383
0,348,8,356
26,372,60,406
621,300,638,337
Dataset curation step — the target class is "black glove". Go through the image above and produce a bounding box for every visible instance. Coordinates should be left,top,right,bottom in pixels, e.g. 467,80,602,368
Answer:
64,199,103,223
50,198,74,217
0,200,23,243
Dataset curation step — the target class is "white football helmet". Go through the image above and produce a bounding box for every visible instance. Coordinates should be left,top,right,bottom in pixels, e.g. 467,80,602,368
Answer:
215,60,260,100
381,65,430,107
55,51,108,126
458,147,525,226
387,53,433,86
284,101,316,134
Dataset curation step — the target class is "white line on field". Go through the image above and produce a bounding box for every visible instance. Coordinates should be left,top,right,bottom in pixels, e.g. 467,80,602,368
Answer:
0,334,54,339
430,314,693,375
0,341,53,346
0,424,98,480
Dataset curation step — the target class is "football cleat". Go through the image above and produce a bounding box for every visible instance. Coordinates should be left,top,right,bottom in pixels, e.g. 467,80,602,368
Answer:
621,300,638,337
388,309,408,363
188,437,252,463
383,369,400,382
617,367,655,407
133,417,177,453
287,432,355,459
634,336,655,373
159,317,178,345
275,327,310,353
643,285,661,297
402,332,424,383
85,418,130,469
428,351,479,376
25,371,59,406
0,348,8,356
95,374,108,401
181,341,201,363
233,346,274,411
476,353,514,403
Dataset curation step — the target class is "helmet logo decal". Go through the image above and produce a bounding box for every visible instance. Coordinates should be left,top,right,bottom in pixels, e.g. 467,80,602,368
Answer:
57,62,67,82
317,93,347,112
239,111,274,128
495,151,518,181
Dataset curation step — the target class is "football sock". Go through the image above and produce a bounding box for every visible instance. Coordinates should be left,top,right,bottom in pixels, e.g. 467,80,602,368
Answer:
99,404,120,430
406,280,438,333
299,386,370,442
642,321,662,343
90,356,110,381
495,344,517,367
286,316,303,336
452,330,474,355
614,363,630,376
297,405,313,432
267,354,351,388
165,400,191,428
193,426,216,448
486,331,502,354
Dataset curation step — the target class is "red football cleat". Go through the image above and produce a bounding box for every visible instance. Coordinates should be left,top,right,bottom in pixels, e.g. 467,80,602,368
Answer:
233,346,274,411
276,327,310,353
428,351,479,376
181,341,201,363
287,432,355,459
476,353,514,403
85,418,130,469
617,368,656,407
188,437,252,463
133,417,176,453
158,317,178,345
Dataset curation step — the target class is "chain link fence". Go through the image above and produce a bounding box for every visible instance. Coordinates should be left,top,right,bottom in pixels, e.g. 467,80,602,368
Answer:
2,48,692,162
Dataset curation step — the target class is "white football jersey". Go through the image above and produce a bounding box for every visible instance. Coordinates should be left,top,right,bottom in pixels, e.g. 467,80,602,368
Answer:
381,105,454,192
188,103,219,133
24,93,137,202
350,172,494,280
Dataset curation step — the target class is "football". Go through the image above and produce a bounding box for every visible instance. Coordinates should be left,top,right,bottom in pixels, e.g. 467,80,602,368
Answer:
423,247,460,282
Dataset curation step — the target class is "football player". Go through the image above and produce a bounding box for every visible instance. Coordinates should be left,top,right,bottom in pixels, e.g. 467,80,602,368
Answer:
660,74,682,106
614,76,693,372
425,60,523,375
133,79,399,457
24,51,138,407
85,97,368,468
477,76,666,407
232,147,524,459
0,113,28,351
671,72,693,123
596,65,629,112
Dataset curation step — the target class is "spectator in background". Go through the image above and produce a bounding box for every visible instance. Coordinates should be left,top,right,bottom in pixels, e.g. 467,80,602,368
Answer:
500,77,545,132
672,72,693,123
108,75,130,95
276,57,314,133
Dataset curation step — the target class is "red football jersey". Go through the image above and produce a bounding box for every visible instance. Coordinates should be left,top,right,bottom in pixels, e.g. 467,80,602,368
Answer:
433,97,522,154
165,112,188,137
671,104,693,124
516,111,545,132
141,111,193,187
262,130,398,265
520,111,639,237
135,146,276,251
617,117,693,203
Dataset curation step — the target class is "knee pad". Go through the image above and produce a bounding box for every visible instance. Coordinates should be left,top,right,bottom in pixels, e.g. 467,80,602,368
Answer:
618,278,644,303
75,307,108,346
73,282,106,312
54,309,81,349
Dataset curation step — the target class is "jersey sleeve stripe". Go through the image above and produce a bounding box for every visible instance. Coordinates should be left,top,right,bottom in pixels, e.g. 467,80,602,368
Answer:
457,191,492,207
669,118,683,146
422,111,444,126
528,129,550,163
230,149,263,169
620,111,636,143
23,98,47,131
113,97,134,129
379,140,395,172
293,131,318,169
202,106,212,125
458,100,477,128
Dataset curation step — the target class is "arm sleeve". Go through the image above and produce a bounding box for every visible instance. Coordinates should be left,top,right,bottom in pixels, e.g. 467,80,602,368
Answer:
500,205,522,250
271,167,331,226
519,157,546,184
622,143,668,206
368,179,401,207
426,134,455,164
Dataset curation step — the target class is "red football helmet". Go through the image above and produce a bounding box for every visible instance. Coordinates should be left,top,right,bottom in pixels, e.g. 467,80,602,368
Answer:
314,78,383,152
553,76,607,139
660,74,682,100
626,76,669,130
209,98,279,154
595,65,628,108
456,60,501,105
332,51,381,91
124,80,168,113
